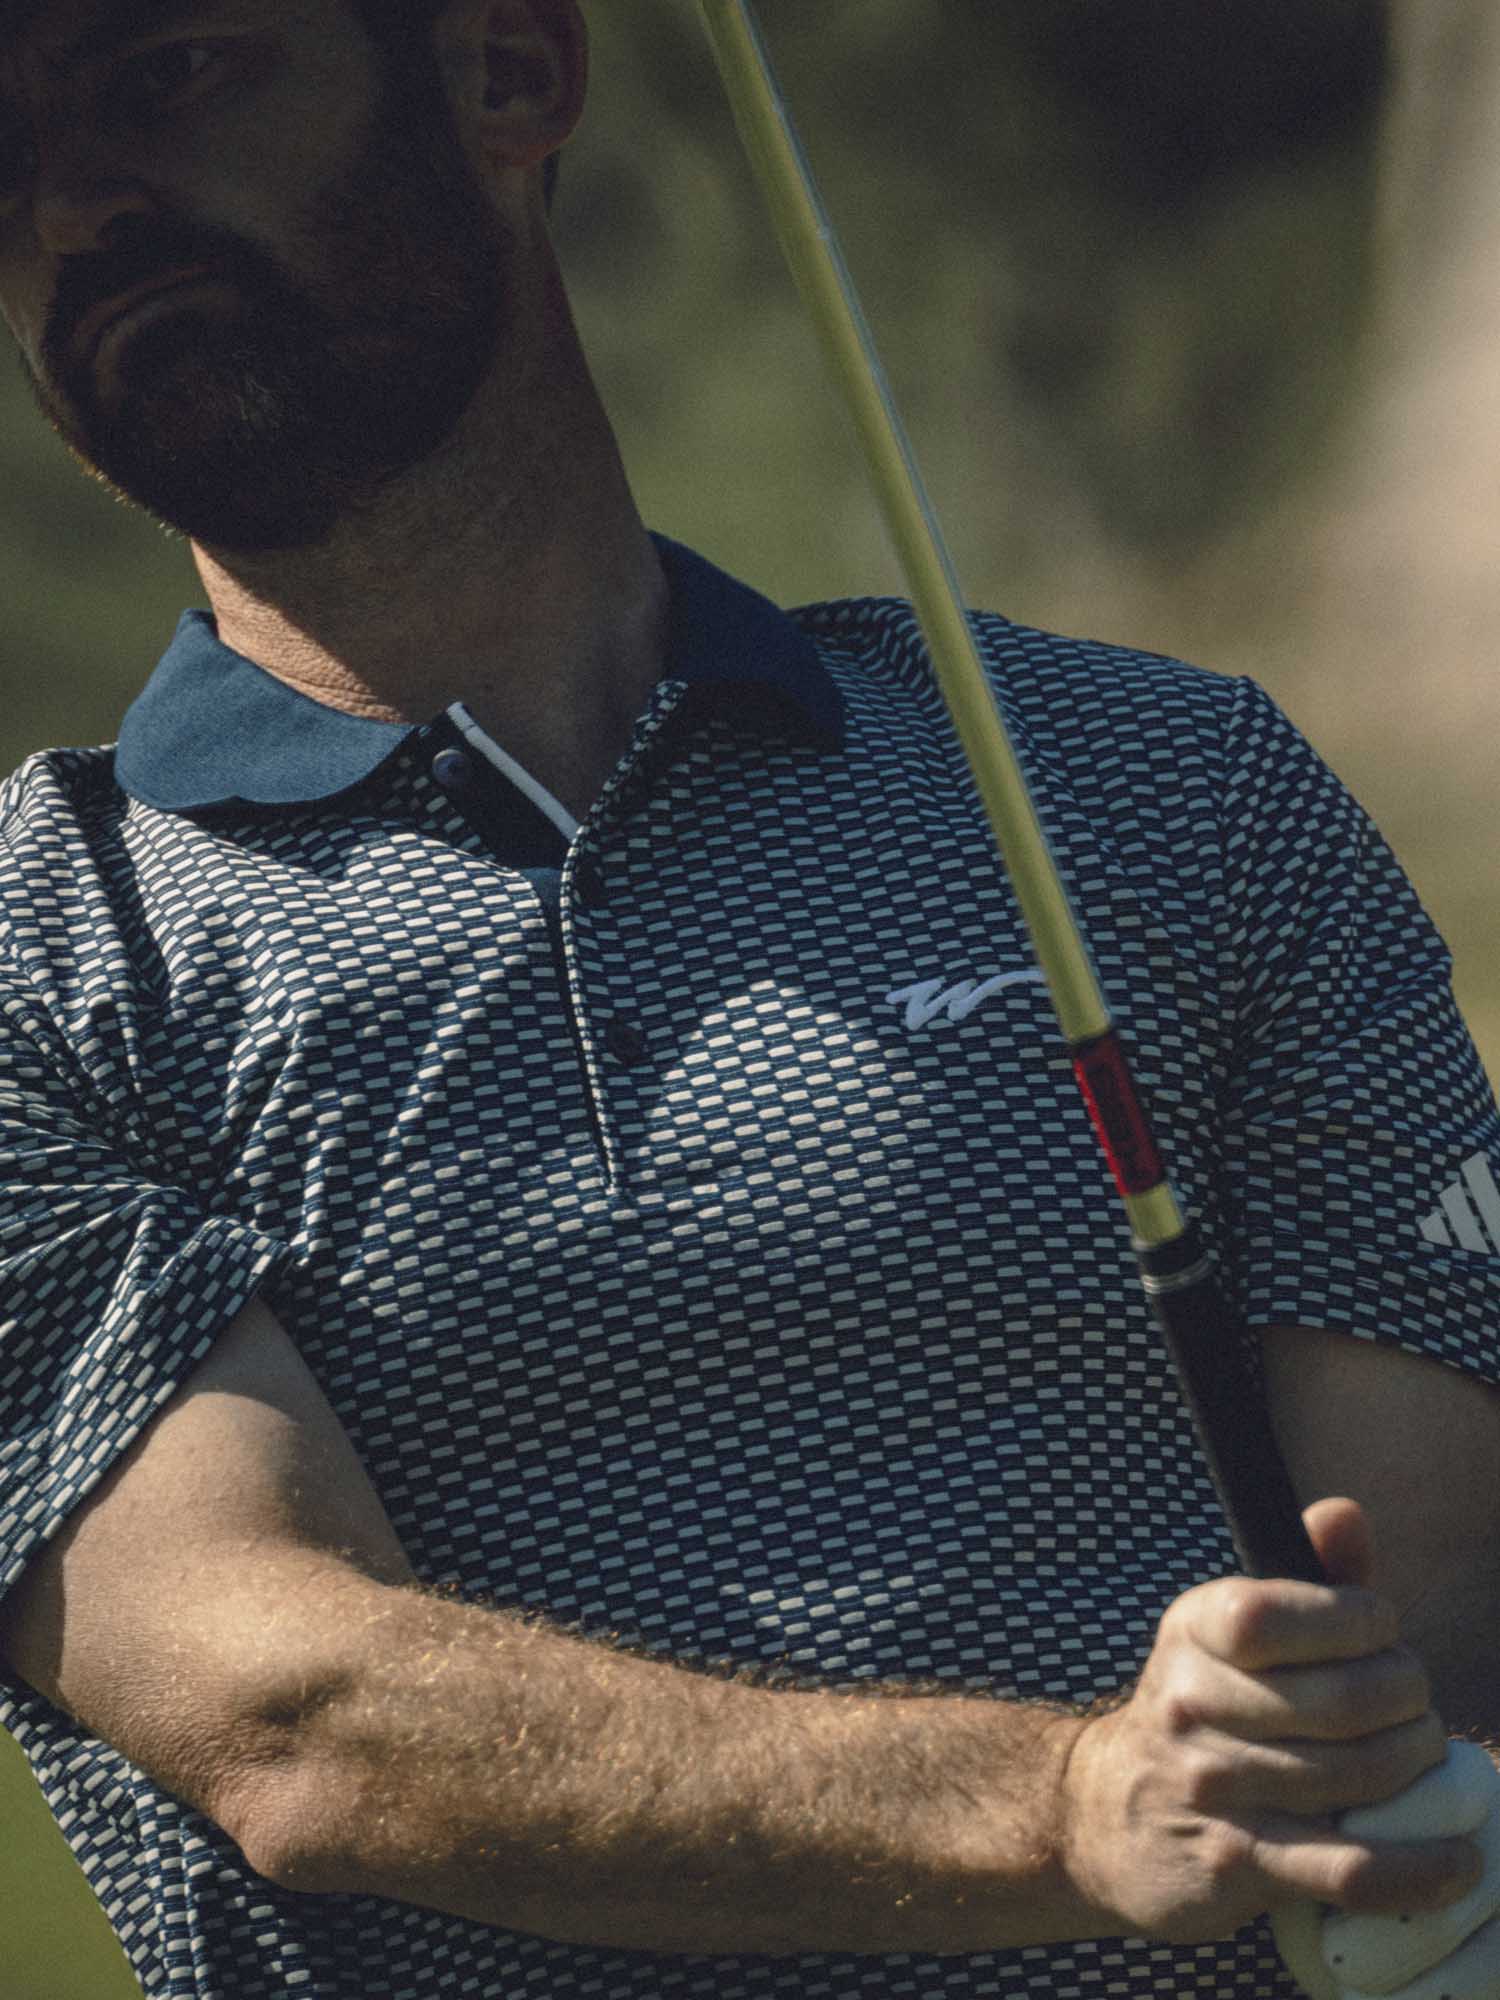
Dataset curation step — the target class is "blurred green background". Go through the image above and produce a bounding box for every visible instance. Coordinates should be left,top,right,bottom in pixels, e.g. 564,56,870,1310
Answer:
5,2,1498,1995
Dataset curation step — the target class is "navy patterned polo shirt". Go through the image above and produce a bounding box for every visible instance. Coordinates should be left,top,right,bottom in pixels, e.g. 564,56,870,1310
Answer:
1,536,1498,2000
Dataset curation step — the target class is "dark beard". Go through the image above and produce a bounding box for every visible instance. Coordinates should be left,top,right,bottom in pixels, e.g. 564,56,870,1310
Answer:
26,74,513,554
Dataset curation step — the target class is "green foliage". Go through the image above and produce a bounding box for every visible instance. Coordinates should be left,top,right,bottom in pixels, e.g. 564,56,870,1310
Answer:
0,0,1388,767
0,1725,145,1999
0,370,195,767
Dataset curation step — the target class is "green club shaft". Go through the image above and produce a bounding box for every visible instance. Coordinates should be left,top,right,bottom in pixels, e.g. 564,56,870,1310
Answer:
694,0,1328,1585
695,0,1185,1249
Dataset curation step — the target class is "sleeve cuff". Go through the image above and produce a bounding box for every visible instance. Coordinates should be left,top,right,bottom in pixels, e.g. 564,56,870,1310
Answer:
1237,1229,1500,1390
0,1215,294,1605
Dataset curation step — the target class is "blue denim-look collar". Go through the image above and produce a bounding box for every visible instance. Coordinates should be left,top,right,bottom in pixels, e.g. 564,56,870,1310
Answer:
115,534,845,812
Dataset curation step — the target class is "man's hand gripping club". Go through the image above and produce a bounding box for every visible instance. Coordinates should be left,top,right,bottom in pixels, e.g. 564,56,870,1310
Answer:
1059,1501,1487,1962
1273,1741,1500,1999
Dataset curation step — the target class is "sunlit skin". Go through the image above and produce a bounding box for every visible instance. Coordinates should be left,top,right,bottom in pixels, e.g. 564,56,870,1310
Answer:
0,0,669,818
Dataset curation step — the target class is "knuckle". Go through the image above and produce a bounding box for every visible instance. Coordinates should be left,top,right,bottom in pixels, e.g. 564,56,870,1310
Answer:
1157,1588,1201,1645
1158,1687,1203,1741
1155,1660,1212,1741
1213,1580,1269,1660
1199,1818,1256,1891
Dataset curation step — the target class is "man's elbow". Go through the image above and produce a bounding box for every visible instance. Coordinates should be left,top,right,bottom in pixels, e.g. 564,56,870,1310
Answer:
231,1755,364,1897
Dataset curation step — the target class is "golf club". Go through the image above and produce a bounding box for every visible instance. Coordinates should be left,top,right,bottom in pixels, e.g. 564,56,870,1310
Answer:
695,0,1323,1587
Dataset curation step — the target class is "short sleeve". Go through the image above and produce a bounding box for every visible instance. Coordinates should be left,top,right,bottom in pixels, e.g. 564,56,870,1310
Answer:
1215,679,1500,1386
0,969,290,1610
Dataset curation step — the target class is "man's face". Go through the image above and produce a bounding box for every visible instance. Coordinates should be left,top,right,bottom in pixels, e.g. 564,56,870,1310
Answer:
0,2,515,553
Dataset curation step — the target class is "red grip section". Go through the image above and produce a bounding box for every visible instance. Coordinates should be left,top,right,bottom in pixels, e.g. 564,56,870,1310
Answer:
1072,1033,1167,1199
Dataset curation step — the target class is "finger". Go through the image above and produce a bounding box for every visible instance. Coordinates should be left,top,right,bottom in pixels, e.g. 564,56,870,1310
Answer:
1181,1649,1434,1748
1347,1912,1500,2000
1234,1715,1450,1818
1324,1800,1500,1993
1304,1497,1375,1591
1250,1820,1480,1918
1270,1750,1500,2000
1183,1576,1399,1673
1258,1652,1435,1743
1156,1653,1437,1760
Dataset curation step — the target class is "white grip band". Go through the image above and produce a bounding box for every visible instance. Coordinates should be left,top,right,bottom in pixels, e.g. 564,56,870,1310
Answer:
1275,1746,1500,2000
1345,1918,1500,2000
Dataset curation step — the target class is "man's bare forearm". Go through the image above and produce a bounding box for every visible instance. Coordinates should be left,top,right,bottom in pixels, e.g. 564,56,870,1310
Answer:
244,1573,1105,1956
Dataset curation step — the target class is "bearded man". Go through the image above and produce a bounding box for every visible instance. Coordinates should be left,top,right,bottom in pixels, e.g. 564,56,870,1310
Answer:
0,6,1497,2000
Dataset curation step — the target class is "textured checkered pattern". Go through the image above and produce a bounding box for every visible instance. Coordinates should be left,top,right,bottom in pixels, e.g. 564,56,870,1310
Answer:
1,545,1497,2000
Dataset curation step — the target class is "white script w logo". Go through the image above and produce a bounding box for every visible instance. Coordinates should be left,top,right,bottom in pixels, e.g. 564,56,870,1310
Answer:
887,970,1046,1031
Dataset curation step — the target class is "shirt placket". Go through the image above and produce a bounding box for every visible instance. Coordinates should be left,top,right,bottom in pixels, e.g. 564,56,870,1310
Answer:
554,682,702,1196
412,685,694,1196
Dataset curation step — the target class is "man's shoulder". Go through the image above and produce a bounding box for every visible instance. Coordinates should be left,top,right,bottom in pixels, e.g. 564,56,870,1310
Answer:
1,744,122,819
789,593,1247,761
0,747,127,903
794,593,1237,692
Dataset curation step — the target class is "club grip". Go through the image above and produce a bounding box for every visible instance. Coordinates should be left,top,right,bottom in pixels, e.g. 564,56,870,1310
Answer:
1139,1230,1326,1584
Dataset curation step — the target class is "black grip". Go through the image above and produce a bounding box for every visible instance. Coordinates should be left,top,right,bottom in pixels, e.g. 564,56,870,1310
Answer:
1139,1230,1325,1584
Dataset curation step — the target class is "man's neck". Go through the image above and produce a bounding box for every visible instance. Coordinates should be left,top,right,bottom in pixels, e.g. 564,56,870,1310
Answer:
191,293,671,822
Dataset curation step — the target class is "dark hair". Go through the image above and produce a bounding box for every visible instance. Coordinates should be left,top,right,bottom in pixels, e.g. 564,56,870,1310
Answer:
349,0,562,210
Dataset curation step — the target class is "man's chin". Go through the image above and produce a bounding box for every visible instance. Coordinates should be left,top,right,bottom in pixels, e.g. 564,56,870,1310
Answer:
41,315,492,554
60,397,350,553
71,438,346,554
145,480,347,555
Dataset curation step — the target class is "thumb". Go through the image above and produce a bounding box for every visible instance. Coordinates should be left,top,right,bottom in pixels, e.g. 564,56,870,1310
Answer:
1301,1495,1374,1589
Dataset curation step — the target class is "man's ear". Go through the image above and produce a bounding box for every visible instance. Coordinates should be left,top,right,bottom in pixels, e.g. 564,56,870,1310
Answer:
472,0,588,173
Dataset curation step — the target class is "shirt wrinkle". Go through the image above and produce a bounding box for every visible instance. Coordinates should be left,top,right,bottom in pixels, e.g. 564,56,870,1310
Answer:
0,553,1497,2000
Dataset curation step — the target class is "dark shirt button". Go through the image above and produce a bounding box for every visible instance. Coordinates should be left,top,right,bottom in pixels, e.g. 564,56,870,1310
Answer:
431,748,474,792
604,1019,647,1066
574,859,606,908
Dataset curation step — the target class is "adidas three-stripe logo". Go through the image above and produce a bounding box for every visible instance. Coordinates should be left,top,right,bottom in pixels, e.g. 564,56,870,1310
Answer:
1419,1153,1500,1252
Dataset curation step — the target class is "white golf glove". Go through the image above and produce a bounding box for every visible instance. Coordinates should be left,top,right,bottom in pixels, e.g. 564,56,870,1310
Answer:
1274,1741,1500,2000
